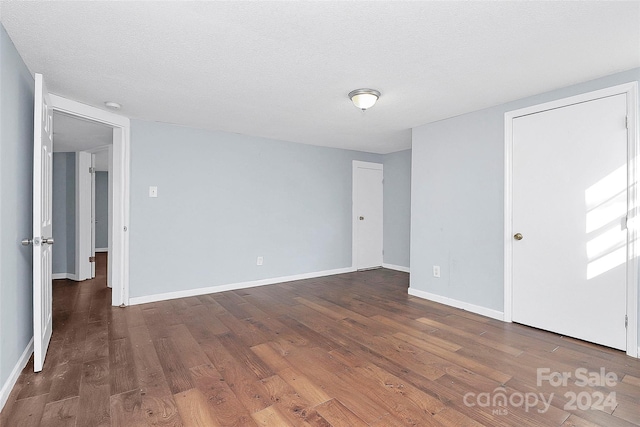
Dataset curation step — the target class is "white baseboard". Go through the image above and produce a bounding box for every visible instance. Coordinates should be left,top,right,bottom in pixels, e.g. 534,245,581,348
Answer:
52,273,78,281
129,267,357,306
95,248,108,253
0,337,33,412
408,287,504,321
382,263,410,273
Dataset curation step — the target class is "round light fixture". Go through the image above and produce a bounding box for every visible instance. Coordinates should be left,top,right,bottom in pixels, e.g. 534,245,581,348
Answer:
348,88,380,110
104,101,122,110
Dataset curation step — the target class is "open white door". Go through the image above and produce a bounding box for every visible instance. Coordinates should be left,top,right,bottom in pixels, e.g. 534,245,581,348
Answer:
76,151,93,281
91,153,96,278
33,73,54,372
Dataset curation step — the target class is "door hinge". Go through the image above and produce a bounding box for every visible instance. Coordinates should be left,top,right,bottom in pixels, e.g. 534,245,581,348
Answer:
89,167,96,173
89,256,96,262
626,116,629,129
625,315,628,328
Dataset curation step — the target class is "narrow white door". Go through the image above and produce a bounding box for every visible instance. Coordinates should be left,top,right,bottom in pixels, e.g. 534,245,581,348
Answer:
91,154,96,278
512,93,628,350
33,73,54,372
353,161,383,270
76,151,92,281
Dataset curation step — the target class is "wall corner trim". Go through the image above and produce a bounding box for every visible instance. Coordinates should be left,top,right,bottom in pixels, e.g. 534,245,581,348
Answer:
382,263,410,273
408,287,504,321
0,337,34,412
128,267,357,306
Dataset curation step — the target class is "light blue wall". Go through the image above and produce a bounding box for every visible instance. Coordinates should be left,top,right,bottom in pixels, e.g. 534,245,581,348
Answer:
52,152,76,275
95,171,109,249
411,68,640,329
383,149,411,268
129,120,383,297
0,24,34,399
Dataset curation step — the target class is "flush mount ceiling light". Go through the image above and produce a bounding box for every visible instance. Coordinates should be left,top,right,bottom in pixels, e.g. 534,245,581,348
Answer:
104,101,122,110
348,88,380,111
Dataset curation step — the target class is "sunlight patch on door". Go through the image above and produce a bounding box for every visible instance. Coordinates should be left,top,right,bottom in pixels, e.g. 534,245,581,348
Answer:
587,246,626,279
585,164,629,279
586,225,626,260
585,165,626,233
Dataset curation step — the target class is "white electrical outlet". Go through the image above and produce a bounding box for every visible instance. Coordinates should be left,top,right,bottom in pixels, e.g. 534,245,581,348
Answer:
257,256,263,266
433,265,441,278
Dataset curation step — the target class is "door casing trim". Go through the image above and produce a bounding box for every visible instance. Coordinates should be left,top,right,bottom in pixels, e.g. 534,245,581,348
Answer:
50,94,130,307
504,82,638,358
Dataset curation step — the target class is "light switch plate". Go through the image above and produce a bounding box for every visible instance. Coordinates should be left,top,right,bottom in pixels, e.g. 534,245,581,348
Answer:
149,186,158,198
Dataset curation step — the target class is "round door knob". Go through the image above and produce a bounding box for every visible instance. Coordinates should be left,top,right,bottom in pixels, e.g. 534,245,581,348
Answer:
514,233,523,241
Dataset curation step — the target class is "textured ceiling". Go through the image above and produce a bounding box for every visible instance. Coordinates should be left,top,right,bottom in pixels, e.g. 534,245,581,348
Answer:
2,1,639,154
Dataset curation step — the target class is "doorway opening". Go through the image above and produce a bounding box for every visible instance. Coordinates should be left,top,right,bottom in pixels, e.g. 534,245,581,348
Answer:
50,94,130,307
52,112,113,286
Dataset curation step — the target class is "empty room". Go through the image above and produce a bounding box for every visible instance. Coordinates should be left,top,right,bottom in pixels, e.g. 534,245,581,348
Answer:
1,1,640,426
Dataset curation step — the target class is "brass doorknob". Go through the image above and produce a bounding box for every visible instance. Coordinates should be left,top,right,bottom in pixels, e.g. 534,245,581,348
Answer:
514,233,523,241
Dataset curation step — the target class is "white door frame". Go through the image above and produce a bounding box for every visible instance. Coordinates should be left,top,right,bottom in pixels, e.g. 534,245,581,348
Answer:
352,160,384,269
75,151,93,281
504,82,639,357
50,94,130,307
90,152,96,279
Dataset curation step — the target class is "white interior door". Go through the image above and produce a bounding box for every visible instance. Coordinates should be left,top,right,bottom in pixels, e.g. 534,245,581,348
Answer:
33,73,54,372
76,151,92,281
353,161,383,270
512,93,628,350
91,153,96,278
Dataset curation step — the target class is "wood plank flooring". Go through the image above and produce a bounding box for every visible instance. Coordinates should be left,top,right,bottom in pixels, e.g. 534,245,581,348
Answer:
2,254,639,426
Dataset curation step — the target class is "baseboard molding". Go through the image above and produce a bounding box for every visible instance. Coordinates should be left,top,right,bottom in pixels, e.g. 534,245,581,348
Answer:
95,248,108,253
52,273,78,281
408,287,504,321
129,267,357,306
0,337,33,412
382,263,410,273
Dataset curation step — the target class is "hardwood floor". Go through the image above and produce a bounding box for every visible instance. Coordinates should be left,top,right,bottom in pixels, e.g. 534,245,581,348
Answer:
1,254,639,426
